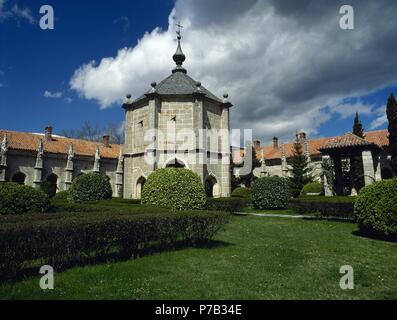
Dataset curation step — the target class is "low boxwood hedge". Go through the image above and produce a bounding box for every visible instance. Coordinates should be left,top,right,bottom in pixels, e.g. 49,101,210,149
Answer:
252,177,290,209
300,182,324,196
0,210,229,279
68,173,112,203
142,168,207,210
231,187,251,198
290,196,356,219
205,197,250,213
0,182,50,215
354,179,397,239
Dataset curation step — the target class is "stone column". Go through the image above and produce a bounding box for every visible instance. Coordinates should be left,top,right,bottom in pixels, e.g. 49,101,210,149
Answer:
362,150,375,186
192,92,205,183
93,146,100,173
33,139,44,189
220,104,231,197
115,149,124,197
281,144,288,177
321,155,333,197
64,144,74,191
0,134,8,182
374,154,382,182
333,155,343,195
146,87,159,173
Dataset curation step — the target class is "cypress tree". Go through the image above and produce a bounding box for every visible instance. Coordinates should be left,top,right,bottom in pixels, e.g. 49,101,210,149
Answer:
353,112,364,138
387,93,397,175
351,112,365,191
288,135,314,197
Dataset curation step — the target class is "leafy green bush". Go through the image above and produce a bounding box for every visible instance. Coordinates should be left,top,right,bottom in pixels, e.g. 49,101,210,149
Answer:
205,197,250,213
300,182,324,196
290,196,355,219
141,168,206,210
252,177,290,209
231,187,251,198
68,173,112,203
0,210,229,279
0,182,50,215
354,179,397,238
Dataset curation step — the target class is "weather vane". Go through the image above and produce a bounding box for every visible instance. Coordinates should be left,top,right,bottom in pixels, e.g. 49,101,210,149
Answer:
175,21,183,38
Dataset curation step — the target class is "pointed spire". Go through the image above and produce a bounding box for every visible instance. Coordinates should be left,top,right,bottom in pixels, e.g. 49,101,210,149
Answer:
172,21,187,74
1,133,8,153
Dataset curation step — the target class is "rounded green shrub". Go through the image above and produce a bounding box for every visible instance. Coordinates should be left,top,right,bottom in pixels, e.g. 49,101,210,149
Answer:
231,187,251,198
141,168,206,210
0,182,50,215
301,182,324,196
252,176,290,209
354,178,397,238
68,173,112,203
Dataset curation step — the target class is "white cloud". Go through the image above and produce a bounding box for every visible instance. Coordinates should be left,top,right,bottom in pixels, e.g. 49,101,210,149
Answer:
44,90,63,98
0,0,35,24
331,101,374,119
370,105,387,129
43,90,73,103
70,0,397,143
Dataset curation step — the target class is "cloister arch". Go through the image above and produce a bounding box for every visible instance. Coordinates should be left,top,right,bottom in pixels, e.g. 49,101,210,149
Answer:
135,176,146,199
11,172,26,185
205,173,221,198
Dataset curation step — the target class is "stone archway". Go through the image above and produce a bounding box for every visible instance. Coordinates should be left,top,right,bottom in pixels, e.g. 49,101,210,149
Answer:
46,173,58,197
12,172,26,185
205,174,221,198
136,176,146,199
163,157,188,169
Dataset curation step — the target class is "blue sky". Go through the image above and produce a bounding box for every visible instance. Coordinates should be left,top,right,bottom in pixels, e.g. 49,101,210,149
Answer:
1,0,396,144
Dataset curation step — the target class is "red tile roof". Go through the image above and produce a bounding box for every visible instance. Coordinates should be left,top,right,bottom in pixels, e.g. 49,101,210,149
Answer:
232,129,389,162
320,133,376,151
0,130,121,159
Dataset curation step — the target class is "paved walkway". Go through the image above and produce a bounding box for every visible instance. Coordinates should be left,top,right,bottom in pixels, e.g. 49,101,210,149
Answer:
236,212,316,218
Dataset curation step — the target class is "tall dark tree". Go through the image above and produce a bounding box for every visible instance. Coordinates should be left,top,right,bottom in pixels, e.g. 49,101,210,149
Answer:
387,93,397,176
351,112,365,191
288,135,314,197
353,112,364,138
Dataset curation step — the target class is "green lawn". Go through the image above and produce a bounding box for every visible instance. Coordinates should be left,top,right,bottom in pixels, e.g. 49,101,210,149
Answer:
1,215,396,300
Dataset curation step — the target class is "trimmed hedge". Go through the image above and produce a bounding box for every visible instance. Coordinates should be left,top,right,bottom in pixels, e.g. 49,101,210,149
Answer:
354,179,397,238
290,196,356,219
231,187,251,198
68,173,112,203
0,182,50,215
252,177,290,209
0,210,229,279
205,197,250,213
301,182,324,196
141,168,206,211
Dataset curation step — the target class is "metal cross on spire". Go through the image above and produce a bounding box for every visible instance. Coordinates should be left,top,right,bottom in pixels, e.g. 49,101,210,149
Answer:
175,21,183,38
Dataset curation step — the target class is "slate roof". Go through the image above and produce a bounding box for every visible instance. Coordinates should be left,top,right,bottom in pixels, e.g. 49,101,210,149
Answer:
134,71,223,104
0,130,121,159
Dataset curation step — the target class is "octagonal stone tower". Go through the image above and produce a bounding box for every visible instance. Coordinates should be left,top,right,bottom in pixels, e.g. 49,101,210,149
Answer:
122,32,232,199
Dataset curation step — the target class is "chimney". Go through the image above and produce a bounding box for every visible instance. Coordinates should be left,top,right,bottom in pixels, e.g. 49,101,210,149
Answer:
298,131,307,141
253,140,260,149
102,134,110,147
273,137,279,149
44,126,53,141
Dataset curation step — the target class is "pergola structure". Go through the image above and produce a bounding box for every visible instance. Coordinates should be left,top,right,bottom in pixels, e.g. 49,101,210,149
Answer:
319,133,382,196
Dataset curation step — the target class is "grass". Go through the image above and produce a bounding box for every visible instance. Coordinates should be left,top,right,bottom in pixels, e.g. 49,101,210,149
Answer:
241,207,299,215
1,215,396,300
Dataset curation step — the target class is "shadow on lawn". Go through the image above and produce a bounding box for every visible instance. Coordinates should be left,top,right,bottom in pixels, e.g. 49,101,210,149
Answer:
351,229,397,243
2,239,234,283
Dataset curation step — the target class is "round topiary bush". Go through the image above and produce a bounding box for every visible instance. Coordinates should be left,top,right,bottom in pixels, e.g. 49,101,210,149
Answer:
141,168,206,210
354,178,397,239
252,176,290,209
300,182,324,196
68,173,112,203
0,182,50,215
231,187,251,198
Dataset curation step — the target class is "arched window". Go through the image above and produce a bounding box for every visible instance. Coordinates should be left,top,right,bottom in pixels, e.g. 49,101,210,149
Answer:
45,173,58,197
205,175,221,198
136,176,146,199
12,172,26,185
